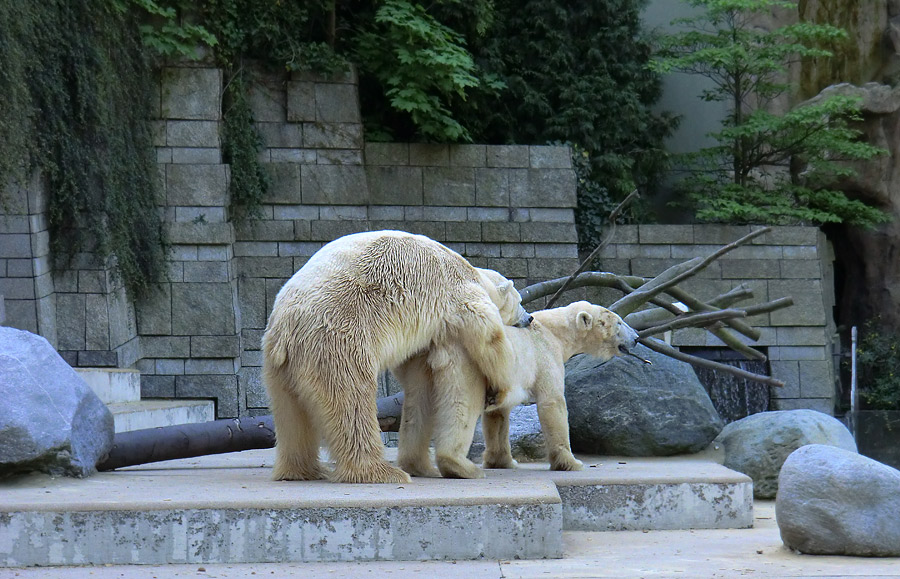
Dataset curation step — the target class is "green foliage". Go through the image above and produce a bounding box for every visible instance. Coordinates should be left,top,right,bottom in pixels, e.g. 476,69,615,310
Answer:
351,0,500,142
855,320,900,410
461,0,677,248
221,74,268,221
119,0,217,58
652,0,889,228
0,0,165,297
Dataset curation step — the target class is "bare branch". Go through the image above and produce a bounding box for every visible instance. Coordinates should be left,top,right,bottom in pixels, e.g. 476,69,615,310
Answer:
608,257,703,316
638,309,747,339
608,227,771,316
639,338,785,388
624,285,754,330
520,272,626,304
665,286,762,342
741,296,795,316
708,327,767,361
544,189,639,309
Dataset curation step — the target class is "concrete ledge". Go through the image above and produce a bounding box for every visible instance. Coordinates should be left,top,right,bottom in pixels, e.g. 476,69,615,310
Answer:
105,399,215,432
0,449,753,567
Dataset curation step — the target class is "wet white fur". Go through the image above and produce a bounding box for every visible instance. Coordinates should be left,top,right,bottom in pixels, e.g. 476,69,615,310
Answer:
262,230,526,483
395,301,638,477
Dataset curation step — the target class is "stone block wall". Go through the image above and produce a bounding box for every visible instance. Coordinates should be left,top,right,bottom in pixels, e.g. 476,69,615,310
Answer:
0,175,140,368
134,64,580,417
596,225,837,414
0,62,840,418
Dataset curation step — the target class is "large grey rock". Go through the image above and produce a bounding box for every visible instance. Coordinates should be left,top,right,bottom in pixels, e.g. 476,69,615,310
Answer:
469,404,547,463
777,444,900,556
714,409,857,498
0,327,114,477
564,345,723,456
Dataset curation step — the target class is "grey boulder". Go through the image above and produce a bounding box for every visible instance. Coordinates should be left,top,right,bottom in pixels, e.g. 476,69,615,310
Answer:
0,327,114,477
714,409,856,498
564,344,724,456
777,444,900,556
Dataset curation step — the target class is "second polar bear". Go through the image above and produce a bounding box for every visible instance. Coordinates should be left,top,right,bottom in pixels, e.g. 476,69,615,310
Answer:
263,230,531,484
395,301,639,477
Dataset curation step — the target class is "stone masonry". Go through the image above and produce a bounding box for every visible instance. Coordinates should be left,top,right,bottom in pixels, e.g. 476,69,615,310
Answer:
133,64,579,417
0,63,838,418
596,225,838,414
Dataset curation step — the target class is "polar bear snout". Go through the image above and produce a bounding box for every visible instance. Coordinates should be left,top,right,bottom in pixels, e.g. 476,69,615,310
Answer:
616,321,639,352
513,307,534,328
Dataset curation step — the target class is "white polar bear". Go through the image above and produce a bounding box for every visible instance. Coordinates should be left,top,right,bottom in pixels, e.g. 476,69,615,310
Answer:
262,230,531,484
395,301,638,477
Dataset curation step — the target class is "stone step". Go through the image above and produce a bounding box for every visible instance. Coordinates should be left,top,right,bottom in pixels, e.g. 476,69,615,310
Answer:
105,399,216,433
76,368,141,404
0,449,753,567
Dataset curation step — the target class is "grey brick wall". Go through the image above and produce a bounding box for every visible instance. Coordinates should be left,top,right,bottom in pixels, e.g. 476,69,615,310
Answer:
145,64,580,417
0,63,839,419
597,225,838,415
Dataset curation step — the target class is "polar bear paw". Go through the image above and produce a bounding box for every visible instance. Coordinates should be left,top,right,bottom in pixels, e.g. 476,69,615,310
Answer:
398,457,441,478
550,452,584,471
436,455,485,479
331,461,412,484
482,451,518,470
272,459,327,481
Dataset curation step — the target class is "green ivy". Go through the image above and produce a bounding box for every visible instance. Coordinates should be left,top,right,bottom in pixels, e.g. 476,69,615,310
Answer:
0,0,166,297
222,73,269,221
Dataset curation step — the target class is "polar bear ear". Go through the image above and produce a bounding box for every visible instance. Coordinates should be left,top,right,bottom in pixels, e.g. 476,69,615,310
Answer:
576,311,593,329
497,280,512,294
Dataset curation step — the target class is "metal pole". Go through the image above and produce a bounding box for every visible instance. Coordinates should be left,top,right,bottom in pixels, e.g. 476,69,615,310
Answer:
850,325,858,441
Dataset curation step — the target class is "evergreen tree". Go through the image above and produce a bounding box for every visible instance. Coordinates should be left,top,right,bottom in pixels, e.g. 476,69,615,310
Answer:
464,0,678,247
651,0,888,227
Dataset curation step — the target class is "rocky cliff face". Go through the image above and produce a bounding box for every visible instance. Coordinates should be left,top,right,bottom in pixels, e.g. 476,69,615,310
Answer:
786,1,900,329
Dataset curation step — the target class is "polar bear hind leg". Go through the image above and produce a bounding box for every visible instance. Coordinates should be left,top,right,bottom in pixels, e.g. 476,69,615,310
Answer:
266,368,327,481
428,344,486,479
481,408,518,469
395,354,441,477
315,368,412,484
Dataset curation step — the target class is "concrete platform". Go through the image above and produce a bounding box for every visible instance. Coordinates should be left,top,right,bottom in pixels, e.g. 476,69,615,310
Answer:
7,503,900,578
0,448,751,567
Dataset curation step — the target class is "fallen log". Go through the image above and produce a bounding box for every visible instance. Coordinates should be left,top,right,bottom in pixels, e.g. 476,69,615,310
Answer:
97,393,408,471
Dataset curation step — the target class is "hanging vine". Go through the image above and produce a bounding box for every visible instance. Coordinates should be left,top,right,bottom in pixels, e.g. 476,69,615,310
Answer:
0,0,166,297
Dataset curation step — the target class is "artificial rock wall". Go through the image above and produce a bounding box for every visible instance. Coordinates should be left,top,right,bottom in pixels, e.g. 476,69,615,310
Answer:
0,63,838,417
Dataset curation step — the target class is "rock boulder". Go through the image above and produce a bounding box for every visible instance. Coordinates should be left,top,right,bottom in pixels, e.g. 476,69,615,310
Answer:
564,344,723,456
777,444,900,556
714,409,857,498
0,327,114,477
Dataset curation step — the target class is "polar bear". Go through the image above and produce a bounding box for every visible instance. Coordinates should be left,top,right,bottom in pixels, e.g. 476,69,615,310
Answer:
395,301,638,477
262,230,531,484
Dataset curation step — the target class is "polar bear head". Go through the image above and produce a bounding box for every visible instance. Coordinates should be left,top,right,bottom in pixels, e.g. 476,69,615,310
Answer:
564,301,639,361
476,268,533,328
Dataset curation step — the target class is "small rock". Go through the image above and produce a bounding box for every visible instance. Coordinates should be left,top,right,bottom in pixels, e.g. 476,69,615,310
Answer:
0,327,114,477
714,409,856,498
776,444,900,556
564,345,723,456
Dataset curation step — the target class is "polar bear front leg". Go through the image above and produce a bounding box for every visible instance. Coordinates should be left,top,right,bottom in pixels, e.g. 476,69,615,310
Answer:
428,345,485,479
394,355,441,477
536,390,583,471
481,407,518,469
